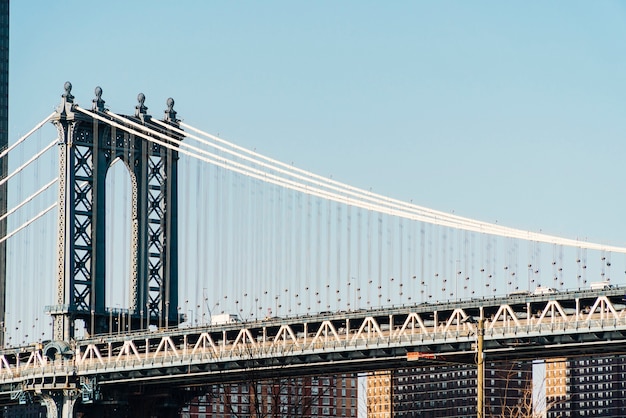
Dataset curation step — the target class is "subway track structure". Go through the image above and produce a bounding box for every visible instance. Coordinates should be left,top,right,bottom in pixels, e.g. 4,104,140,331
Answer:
1,287,626,415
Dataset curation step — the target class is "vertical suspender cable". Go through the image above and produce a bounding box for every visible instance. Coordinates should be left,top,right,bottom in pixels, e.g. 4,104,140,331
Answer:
367,210,372,307
305,193,311,313
336,203,341,309
377,213,383,307
315,199,321,312
434,225,440,301
420,223,425,302
346,205,351,309
399,217,404,305
356,209,362,309
276,183,282,314
387,216,394,304
213,166,220,317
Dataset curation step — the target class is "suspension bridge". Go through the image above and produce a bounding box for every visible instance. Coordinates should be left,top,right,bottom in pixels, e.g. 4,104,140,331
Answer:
0,82,624,417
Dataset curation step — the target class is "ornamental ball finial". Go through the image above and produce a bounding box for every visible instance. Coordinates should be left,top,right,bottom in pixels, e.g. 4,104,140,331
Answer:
135,92,148,119
92,86,106,112
62,81,74,103
164,97,178,123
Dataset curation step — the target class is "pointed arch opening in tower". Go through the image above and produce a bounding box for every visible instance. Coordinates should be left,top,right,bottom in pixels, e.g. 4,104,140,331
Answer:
105,157,132,331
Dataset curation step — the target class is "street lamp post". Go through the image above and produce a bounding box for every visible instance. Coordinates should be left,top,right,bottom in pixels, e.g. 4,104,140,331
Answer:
477,317,485,418
464,315,485,418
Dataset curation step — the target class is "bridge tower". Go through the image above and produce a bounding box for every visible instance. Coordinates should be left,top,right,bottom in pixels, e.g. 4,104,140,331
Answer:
50,82,182,341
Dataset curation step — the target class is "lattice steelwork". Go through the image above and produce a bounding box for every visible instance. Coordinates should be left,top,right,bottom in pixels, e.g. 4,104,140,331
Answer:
145,145,179,324
50,83,181,341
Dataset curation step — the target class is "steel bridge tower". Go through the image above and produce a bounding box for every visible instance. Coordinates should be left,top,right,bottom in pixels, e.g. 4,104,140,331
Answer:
50,82,181,341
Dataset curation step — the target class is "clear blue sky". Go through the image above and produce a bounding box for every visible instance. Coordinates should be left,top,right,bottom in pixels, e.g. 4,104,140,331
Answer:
10,1,626,246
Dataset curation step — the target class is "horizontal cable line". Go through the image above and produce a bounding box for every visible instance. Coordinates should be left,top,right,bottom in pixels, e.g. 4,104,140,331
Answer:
175,120,626,252
175,119,489,229
0,112,56,160
0,202,56,245
87,109,507,233
113,112,556,244
0,139,57,188
119,112,549,244
75,106,626,253
0,177,58,223
100,107,626,252
177,119,547,243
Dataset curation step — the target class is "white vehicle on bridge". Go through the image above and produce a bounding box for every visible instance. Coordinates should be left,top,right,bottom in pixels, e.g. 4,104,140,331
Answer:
534,286,558,295
211,313,240,325
590,281,614,290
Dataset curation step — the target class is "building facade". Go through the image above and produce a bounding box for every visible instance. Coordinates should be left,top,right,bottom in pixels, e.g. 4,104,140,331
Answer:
366,371,392,418
181,374,358,418
547,355,626,417
367,361,532,418
2,403,46,418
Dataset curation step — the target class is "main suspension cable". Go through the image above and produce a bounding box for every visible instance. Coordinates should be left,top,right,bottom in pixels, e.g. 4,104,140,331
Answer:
0,139,57,188
0,203,57,245
0,177,57,222
1,112,56,160
74,106,626,254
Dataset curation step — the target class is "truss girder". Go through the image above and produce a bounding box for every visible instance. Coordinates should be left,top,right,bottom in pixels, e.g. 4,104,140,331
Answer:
585,296,620,321
441,308,471,334
4,290,626,390
489,304,521,329
395,312,430,337
352,316,384,343
536,300,570,325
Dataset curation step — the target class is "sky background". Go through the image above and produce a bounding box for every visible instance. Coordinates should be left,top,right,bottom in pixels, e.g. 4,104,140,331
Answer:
9,1,626,247
5,5,626,410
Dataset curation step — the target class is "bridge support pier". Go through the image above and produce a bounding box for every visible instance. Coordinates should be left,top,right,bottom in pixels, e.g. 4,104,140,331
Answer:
39,390,79,418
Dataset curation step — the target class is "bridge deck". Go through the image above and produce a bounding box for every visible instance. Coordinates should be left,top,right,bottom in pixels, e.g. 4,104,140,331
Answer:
0,288,625,400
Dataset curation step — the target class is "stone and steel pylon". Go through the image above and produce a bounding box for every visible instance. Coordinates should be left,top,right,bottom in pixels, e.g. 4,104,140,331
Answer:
50,82,182,342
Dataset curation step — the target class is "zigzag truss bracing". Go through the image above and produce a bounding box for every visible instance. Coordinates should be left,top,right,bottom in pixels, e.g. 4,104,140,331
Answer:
0,289,626,394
